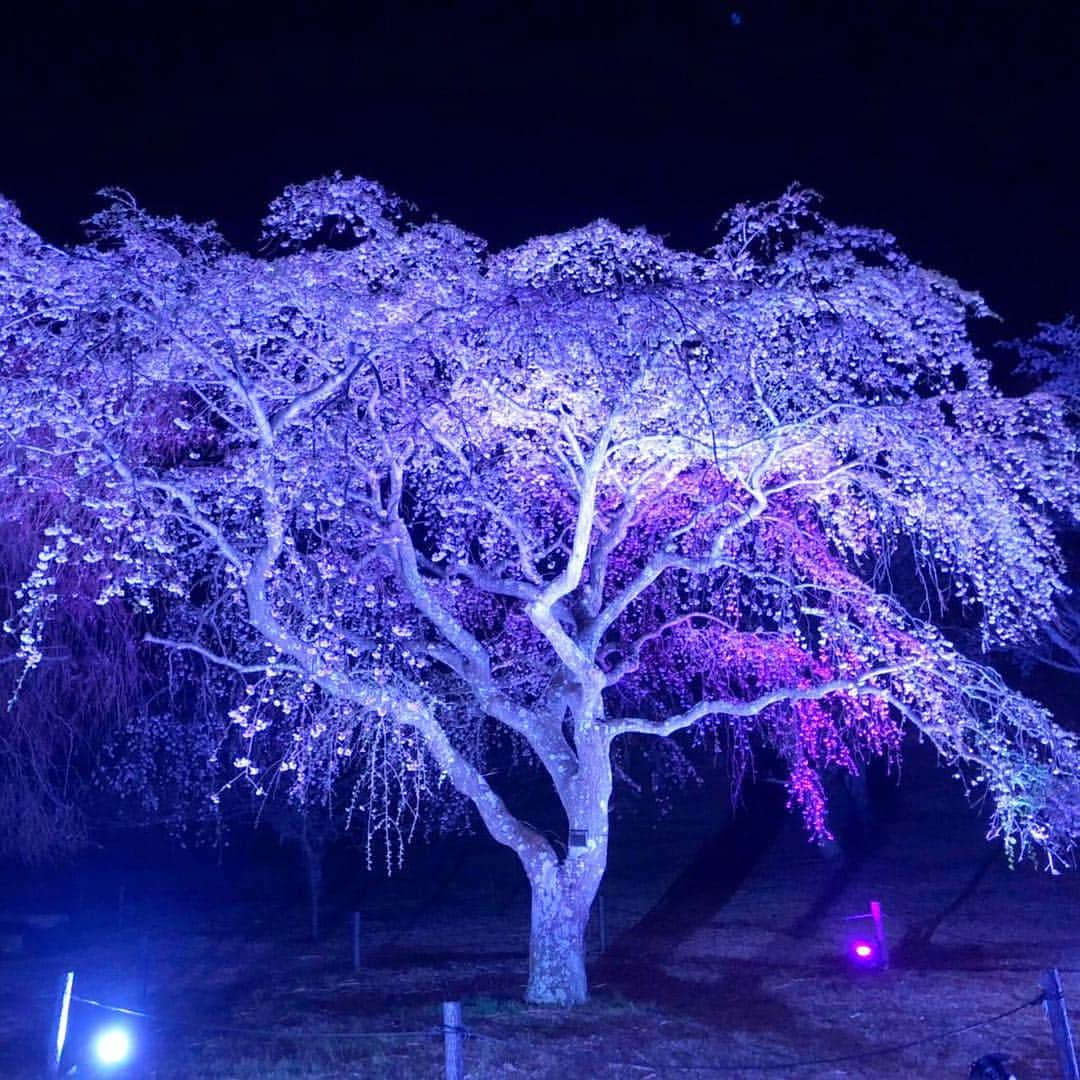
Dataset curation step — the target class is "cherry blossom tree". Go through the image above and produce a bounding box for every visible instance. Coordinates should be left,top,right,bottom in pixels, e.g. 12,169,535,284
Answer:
999,318,1080,677
1012,316,1080,401
2,178,1079,1004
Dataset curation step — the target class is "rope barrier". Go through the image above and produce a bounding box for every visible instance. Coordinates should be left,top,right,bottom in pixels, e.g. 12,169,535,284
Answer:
71,995,150,1018
71,985,1045,1068
73,989,1036,1062
622,992,1046,1073
71,993,503,1042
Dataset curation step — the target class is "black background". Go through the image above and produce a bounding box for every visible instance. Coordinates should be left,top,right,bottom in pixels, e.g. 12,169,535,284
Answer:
2,2,1077,331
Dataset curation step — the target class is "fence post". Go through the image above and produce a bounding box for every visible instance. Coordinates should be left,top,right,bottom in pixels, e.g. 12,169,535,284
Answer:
869,900,889,969
45,971,74,1078
1042,969,1080,1080
442,1000,464,1080
351,911,362,971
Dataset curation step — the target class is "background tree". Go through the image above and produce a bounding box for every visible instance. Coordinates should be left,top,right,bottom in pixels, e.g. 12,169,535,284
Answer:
2,179,1079,1004
1003,318,1080,676
0,480,149,862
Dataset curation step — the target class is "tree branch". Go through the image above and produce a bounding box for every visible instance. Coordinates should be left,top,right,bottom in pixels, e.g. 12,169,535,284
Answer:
610,665,905,738
402,704,555,871
143,634,304,676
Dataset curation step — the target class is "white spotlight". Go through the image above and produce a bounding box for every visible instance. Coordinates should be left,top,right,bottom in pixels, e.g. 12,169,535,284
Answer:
92,1025,133,1067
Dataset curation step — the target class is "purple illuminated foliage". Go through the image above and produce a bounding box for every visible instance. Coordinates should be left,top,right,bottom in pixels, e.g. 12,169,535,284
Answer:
2,177,1079,1003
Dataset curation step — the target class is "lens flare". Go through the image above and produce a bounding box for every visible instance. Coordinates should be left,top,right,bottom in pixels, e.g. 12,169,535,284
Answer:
93,1026,133,1067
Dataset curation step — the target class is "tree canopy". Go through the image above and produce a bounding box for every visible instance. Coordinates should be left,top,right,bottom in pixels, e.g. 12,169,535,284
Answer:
2,176,1078,1001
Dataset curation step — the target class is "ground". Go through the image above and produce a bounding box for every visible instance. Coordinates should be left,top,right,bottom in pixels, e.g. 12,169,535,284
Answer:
2,743,1077,1078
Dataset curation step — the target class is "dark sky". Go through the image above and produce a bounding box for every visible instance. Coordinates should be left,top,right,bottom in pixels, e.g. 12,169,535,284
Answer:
2,2,1076,331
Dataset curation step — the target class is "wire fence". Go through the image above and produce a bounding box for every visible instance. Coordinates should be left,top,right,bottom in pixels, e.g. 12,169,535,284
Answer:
623,993,1046,1073
31,855,1080,1077
72,992,505,1042
64,982,1058,1074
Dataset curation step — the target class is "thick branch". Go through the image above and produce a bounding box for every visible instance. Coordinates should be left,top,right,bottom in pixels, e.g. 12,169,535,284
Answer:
426,644,577,797
403,705,554,871
269,344,368,436
391,519,495,681
610,665,904,738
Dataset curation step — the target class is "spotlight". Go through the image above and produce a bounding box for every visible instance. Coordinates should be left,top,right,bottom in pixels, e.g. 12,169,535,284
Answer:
92,1025,133,1068
851,940,876,963
843,899,889,970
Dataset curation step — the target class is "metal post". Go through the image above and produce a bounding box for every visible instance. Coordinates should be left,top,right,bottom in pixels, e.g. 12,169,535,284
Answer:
351,911,361,972
870,900,889,969
1042,969,1080,1080
442,1000,464,1080
46,971,74,1078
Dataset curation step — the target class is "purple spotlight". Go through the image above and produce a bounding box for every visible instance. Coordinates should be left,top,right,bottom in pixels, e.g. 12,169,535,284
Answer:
851,940,876,963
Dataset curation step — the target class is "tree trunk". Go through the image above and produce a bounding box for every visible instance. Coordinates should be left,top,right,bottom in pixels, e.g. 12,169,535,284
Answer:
524,856,600,1005
301,827,324,941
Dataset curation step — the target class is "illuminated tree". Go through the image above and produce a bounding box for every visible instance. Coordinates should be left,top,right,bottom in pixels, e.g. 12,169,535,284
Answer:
1002,318,1080,677
2,179,1079,1003
1012,316,1080,401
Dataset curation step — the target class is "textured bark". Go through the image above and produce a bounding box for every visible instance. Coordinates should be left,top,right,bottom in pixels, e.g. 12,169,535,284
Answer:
520,725,613,1004
525,863,595,1005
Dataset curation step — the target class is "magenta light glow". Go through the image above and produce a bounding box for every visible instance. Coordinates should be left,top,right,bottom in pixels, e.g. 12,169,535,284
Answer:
852,941,875,962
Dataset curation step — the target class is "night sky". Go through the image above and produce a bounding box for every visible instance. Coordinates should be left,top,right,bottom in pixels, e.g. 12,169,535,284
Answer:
2,3,1077,333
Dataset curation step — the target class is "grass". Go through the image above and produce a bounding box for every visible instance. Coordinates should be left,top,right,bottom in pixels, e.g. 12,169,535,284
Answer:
3,756,1079,1077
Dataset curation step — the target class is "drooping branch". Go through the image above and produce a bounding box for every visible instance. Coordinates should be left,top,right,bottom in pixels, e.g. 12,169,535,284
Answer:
143,634,304,677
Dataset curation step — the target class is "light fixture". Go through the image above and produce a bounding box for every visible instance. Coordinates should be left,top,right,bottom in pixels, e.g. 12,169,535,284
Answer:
851,940,876,963
843,899,889,970
92,1025,133,1068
